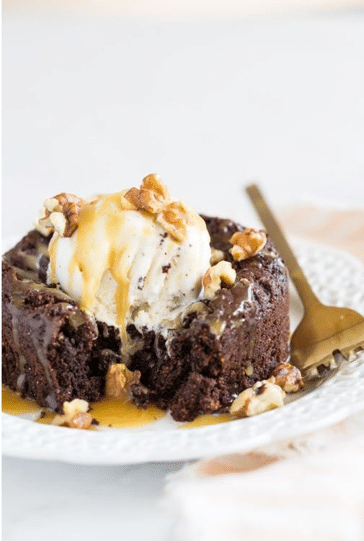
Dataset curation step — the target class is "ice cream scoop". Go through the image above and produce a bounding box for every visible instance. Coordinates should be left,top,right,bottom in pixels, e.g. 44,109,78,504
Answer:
41,175,212,357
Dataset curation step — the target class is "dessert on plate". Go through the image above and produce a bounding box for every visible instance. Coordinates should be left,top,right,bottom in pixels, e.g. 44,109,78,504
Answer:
2,175,295,425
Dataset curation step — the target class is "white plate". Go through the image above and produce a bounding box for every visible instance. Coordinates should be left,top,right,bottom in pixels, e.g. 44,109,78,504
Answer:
2,241,364,464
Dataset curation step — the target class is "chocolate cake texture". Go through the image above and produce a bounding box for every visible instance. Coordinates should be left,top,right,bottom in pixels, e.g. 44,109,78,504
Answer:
2,215,290,422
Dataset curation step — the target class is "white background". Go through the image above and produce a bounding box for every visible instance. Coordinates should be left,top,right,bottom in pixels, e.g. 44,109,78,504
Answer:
3,13,364,242
2,10,364,541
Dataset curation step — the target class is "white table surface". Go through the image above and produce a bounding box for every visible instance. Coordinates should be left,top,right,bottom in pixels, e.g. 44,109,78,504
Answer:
2,11,364,541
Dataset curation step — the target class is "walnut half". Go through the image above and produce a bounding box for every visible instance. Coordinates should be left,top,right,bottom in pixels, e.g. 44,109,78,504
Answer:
229,228,267,261
105,363,141,401
123,174,169,215
203,261,236,300
38,193,84,237
123,174,193,242
230,380,285,417
270,363,304,393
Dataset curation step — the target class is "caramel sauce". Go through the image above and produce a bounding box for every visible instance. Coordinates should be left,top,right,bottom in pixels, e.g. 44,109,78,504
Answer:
2,387,165,429
47,233,59,287
2,387,41,415
49,194,132,345
36,410,57,424
181,412,232,429
2,386,233,429
90,398,165,428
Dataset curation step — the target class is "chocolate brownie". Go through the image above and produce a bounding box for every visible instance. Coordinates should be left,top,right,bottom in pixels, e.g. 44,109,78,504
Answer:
2,217,289,421
130,216,290,420
2,232,119,412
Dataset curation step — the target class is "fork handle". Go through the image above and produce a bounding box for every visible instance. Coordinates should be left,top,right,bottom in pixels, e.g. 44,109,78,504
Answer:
245,184,321,311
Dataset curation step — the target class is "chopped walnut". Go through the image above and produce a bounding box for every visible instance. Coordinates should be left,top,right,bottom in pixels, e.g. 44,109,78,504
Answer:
105,363,141,400
210,248,225,265
123,173,169,214
38,193,84,237
229,228,267,261
270,363,304,393
203,261,236,300
119,192,139,211
142,173,170,200
52,398,93,429
156,200,191,242
123,174,193,242
230,380,285,417
123,186,164,214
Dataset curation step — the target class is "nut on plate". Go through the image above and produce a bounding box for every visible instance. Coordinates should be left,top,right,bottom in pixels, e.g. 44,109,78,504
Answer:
203,261,236,300
52,398,93,429
271,363,304,393
229,228,267,261
105,363,141,400
38,193,84,237
230,380,285,417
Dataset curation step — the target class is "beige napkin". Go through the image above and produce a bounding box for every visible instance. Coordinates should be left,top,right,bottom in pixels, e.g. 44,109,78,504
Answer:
165,205,364,541
166,413,364,541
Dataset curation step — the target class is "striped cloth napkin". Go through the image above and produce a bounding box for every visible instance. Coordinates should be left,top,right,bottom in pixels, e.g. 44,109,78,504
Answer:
165,205,364,541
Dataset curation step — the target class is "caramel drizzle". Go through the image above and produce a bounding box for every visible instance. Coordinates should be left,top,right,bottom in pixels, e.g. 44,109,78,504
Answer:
74,195,130,345
48,194,136,349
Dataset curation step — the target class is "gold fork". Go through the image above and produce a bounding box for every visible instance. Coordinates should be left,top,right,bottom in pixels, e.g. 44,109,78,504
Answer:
246,184,364,371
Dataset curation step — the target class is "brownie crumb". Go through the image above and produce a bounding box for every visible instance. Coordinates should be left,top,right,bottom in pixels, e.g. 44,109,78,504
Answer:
162,263,171,274
137,276,146,290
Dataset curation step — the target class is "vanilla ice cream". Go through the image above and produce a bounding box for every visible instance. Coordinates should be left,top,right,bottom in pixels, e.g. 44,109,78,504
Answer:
41,175,212,357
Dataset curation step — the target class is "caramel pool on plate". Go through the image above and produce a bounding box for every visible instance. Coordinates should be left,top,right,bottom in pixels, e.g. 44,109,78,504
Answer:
2,387,165,428
89,398,165,428
2,387,41,415
2,386,233,429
